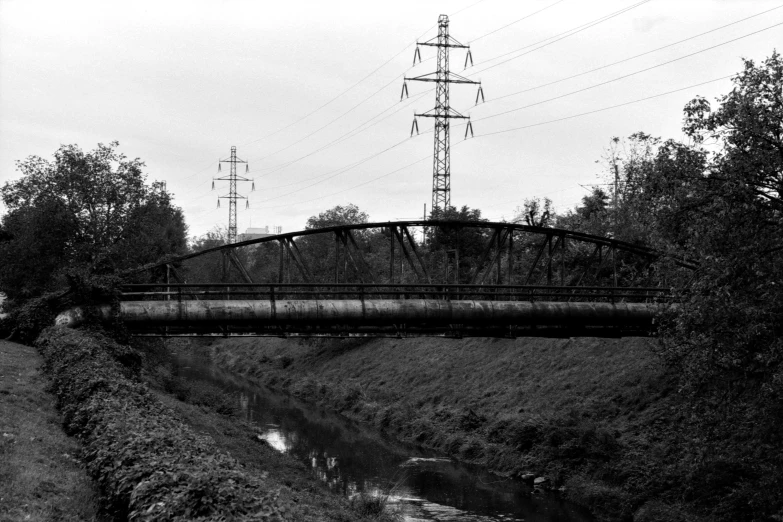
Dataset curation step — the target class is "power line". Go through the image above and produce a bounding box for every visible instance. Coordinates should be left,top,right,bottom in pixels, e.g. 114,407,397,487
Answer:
238,1,572,179
467,0,652,76
450,0,490,18
165,2,639,199
228,3,574,189
250,90,431,182
469,0,568,43
237,1,490,153
255,134,424,204
176,7,769,206
251,69,421,165
258,74,734,208
260,154,433,210
469,21,783,124
189,3,764,217
477,74,734,138
240,24,437,148
481,4,783,105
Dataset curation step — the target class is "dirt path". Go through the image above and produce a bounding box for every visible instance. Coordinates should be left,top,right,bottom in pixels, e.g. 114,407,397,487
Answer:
0,340,104,522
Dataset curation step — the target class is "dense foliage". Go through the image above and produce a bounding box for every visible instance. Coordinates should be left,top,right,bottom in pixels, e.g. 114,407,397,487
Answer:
0,141,187,299
557,51,782,520
36,327,290,521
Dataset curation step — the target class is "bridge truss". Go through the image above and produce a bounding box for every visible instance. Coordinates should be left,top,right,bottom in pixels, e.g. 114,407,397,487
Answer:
62,221,695,337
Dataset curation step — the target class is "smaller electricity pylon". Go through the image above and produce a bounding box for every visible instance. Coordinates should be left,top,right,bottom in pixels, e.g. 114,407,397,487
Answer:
401,14,485,215
214,146,254,244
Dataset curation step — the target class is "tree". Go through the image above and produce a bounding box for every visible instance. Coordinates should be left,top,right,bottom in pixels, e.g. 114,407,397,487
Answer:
305,203,368,230
621,52,783,519
639,52,783,394
301,204,371,282
513,197,555,227
0,142,187,298
427,205,489,283
557,187,611,240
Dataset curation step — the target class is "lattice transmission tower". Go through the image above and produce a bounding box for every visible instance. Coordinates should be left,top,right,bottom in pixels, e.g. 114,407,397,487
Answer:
214,146,254,244
402,14,484,215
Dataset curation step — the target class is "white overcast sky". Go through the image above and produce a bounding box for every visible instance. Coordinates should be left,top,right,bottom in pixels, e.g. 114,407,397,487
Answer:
1,0,780,238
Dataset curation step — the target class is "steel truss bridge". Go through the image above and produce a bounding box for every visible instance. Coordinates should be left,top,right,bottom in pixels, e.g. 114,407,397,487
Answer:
57,220,694,337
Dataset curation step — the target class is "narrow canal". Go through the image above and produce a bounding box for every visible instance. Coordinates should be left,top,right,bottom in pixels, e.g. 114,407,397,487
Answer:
171,352,592,522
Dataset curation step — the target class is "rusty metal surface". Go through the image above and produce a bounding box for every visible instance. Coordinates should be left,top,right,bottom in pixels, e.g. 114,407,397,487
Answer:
57,299,664,329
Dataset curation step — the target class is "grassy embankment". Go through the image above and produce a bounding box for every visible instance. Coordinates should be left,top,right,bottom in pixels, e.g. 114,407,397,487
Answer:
193,335,691,521
0,339,105,522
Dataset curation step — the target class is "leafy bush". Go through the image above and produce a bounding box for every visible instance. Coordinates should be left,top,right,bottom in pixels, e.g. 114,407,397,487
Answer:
36,327,290,521
5,292,62,344
348,492,399,521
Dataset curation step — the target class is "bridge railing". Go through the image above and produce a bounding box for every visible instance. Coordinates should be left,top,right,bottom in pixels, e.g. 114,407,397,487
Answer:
120,283,671,303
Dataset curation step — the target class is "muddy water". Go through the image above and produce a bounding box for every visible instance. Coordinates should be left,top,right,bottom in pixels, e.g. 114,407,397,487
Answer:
171,352,592,522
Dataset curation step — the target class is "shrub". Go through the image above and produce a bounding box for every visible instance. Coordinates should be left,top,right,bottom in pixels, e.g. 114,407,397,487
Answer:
348,491,399,521
36,327,290,521
5,293,61,344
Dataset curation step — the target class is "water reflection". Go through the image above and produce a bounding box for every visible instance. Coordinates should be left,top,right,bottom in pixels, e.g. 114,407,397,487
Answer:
173,353,591,522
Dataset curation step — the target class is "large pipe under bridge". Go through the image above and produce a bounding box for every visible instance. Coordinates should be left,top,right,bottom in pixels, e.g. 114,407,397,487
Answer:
56,283,672,337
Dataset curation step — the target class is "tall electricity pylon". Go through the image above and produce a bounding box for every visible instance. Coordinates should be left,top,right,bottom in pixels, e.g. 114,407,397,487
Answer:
402,14,484,215
214,146,254,244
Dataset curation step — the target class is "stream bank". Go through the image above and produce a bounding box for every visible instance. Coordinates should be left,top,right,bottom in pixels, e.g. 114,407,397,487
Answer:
173,335,690,521
163,348,592,521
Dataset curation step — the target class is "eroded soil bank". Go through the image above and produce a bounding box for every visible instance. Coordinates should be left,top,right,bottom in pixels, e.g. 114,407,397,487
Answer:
177,335,691,521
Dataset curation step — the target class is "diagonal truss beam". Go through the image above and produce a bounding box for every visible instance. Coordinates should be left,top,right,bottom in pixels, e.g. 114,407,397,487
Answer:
525,234,552,284
228,251,254,284
468,227,500,285
536,235,564,286
476,228,512,286
336,230,376,284
402,226,430,283
282,238,312,283
390,226,426,283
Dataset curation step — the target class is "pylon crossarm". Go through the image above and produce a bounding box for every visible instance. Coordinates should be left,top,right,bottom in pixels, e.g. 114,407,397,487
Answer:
415,112,469,120
445,71,477,83
418,34,469,48
407,75,479,85
418,42,469,49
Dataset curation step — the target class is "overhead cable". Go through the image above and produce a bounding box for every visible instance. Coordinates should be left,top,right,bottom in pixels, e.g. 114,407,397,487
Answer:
467,0,652,75
470,21,783,124
469,0,568,43
478,75,734,137
483,4,783,105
